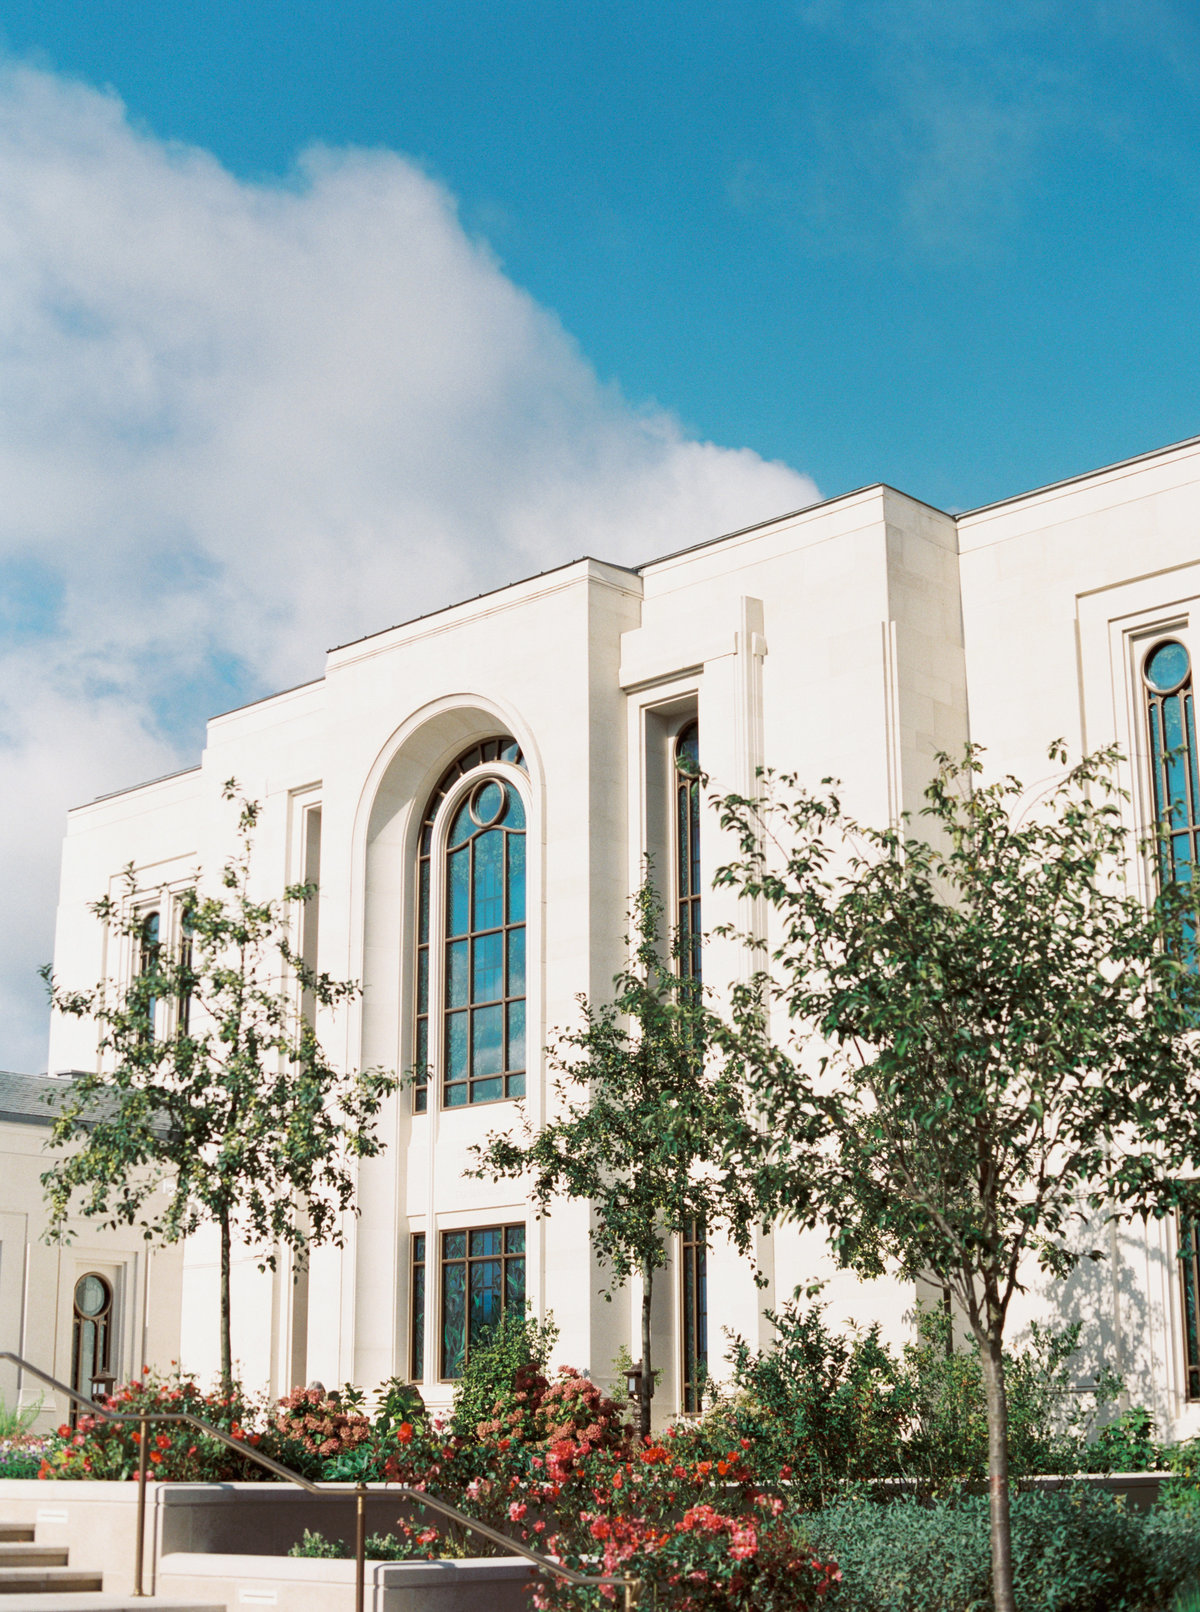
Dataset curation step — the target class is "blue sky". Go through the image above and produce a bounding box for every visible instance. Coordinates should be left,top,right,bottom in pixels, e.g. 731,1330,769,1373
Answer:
0,1,1197,1068
5,0,1198,510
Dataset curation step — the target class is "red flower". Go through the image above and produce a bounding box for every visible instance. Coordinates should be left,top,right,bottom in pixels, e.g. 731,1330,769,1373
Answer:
397,1422,413,1444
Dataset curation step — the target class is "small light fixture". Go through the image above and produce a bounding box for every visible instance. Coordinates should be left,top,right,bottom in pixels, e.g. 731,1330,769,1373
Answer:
625,1361,653,1404
89,1369,117,1403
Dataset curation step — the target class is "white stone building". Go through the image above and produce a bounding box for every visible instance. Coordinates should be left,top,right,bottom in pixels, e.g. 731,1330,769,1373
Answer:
30,431,1200,1436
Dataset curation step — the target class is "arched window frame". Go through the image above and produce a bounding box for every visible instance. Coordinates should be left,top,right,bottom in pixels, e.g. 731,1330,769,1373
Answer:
413,739,529,1113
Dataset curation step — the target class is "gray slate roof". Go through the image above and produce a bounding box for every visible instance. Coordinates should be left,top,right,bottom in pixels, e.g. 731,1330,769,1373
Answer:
0,1070,72,1127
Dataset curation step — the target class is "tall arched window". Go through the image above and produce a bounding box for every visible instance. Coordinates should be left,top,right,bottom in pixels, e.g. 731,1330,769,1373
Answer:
139,910,161,1038
675,721,701,981
673,719,707,1413
71,1273,112,1403
1144,639,1200,902
1144,640,1200,1400
414,738,527,1112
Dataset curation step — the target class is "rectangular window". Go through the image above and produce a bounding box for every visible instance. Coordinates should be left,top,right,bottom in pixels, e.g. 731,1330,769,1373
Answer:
410,1232,426,1382
681,1216,707,1414
439,1223,525,1380
1181,1217,1200,1401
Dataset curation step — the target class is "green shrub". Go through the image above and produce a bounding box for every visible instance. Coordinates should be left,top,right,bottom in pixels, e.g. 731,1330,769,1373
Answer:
804,1488,1200,1612
708,1296,1130,1498
448,1310,558,1442
717,1295,911,1504
286,1526,471,1561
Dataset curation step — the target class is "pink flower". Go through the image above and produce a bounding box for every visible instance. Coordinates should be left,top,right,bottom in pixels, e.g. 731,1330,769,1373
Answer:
508,1501,527,1521
729,1524,758,1560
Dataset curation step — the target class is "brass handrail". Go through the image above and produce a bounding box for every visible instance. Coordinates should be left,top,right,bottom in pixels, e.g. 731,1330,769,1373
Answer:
1,1353,639,1610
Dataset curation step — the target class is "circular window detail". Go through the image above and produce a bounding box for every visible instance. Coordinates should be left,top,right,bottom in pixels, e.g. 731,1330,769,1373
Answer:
469,779,506,828
74,1273,111,1319
1145,640,1191,695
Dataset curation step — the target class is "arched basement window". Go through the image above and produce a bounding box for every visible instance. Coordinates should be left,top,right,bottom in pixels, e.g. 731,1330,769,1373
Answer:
413,737,527,1111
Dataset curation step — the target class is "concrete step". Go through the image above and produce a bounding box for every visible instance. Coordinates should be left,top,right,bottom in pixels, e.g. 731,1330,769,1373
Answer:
0,1549,69,1569
0,1601,225,1611
0,1566,103,1594
0,1533,33,1547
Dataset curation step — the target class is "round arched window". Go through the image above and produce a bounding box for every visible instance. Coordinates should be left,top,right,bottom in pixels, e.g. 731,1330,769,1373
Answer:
1144,640,1191,695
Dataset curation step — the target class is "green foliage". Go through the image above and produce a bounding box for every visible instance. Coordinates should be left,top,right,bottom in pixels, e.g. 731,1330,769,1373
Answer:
0,1391,42,1440
41,781,397,1384
714,742,1200,1609
692,1297,1132,1501
1084,1405,1160,1474
901,1312,1126,1485
470,875,770,1433
718,1294,912,1506
288,1528,349,1558
803,1489,1200,1612
449,1309,558,1441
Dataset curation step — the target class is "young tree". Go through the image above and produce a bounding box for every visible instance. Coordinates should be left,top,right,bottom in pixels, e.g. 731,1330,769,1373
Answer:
468,879,770,1438
42,782,397,1392
713,744,1200,1612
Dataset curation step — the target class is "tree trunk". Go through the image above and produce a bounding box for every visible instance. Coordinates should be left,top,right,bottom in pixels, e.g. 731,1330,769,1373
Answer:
219,1207,233,1398
979,1330,1015,1612
640,1258,653,1442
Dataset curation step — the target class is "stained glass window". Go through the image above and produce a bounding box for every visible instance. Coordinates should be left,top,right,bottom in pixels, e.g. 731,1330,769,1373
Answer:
139,911,161,1039
1145,641,1200,933
410,1233,426,1382
1182,1219,1200,1401
413,738,526,1112
71,1273,112,1419
675,723,701,982
439,1223,525,1379
680,1216,708,1414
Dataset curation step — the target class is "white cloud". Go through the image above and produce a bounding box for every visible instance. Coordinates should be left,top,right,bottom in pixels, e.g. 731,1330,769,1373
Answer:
0,63,818,1071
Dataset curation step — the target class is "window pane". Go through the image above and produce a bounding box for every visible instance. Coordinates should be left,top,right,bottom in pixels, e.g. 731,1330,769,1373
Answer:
446,1010,468,1079
447,940,469,1007
473,779,504,826
418,860,430,944
507,1071,525,1098
415,1016,428,1069
507,1000,526,1072
507,834,525,923
472,1004,504,1075
444,1081,467,1107
506,1225,525,1254
448,798,474,850
470,1228,502,1257
507,928,525,998
469,1255,503,1347
474,831,504,931
1148,640,1191,692
504,786,525,831
506,1255,525,1313
473,932,504,1003
448,848,470,936
444,1231,466,1260
441,1259,466,1378
416,948,429,1013
413,1233,426,1262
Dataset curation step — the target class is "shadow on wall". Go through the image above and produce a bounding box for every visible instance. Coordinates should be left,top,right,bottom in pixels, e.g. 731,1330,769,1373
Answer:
1037,1214,1171,1430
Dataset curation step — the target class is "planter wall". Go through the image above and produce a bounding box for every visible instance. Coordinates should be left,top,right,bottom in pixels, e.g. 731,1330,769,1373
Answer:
158,1551,535,1612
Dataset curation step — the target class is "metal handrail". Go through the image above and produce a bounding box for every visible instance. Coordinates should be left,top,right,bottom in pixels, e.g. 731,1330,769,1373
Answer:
1,1353,639,1610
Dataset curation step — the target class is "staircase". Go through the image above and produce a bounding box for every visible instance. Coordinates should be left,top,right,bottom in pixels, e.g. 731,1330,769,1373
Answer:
0,1521,223,1610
